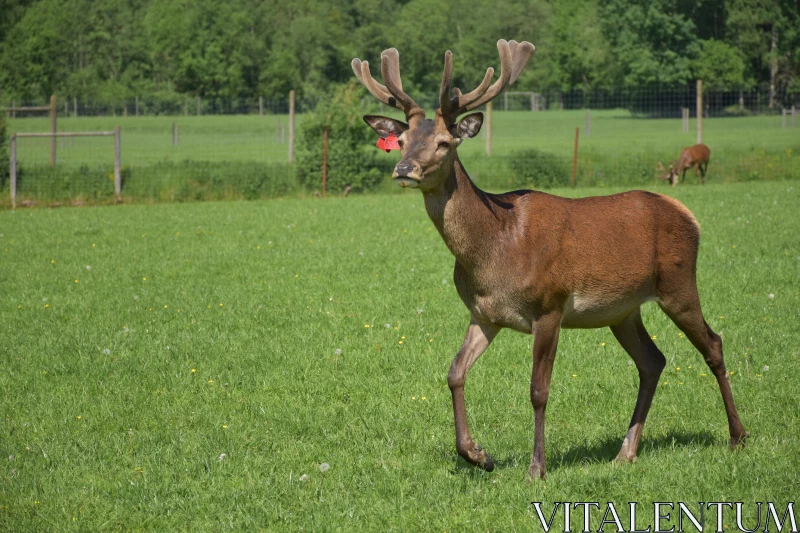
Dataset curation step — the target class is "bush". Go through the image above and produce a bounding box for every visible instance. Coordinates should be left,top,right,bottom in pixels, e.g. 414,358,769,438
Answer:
297,82,392,194
8,160,298,205
723,104,752,117
507,149,570,189
126,161,298,202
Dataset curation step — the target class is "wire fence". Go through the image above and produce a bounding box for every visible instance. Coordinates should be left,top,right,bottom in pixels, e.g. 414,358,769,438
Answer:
2,85,799,207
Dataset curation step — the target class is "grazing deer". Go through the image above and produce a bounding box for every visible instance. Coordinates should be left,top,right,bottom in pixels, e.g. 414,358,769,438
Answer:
352,41,747,479
658,144,711,186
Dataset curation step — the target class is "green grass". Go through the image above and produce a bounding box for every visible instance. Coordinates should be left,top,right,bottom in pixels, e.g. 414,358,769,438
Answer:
4,110,799,206
1,182,799,530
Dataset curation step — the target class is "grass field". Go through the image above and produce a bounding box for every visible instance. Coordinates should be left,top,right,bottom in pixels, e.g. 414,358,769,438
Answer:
1,181,798,530
4,110,799,206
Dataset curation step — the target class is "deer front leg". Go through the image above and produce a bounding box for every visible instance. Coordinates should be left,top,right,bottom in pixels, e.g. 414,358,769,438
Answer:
448,318,500,471
528,313,561,480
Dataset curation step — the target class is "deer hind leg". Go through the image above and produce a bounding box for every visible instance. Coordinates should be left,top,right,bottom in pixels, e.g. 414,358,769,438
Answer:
700,162,708,184
657,288,748,447
448,318,500,471
610,308,666,463
528,313,561,480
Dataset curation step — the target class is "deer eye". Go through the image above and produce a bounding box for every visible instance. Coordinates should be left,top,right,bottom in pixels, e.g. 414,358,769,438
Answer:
438,141,450,150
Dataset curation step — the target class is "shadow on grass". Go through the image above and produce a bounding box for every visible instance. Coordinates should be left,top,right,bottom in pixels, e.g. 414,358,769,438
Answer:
548,431,719,472
452,430,720,474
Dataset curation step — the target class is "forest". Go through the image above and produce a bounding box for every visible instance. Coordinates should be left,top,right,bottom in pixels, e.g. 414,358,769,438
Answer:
0,0,798,106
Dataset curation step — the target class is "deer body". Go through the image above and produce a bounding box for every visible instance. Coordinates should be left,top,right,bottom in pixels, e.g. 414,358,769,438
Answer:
660,144,711,186
353,41,746,479
428,159,681,333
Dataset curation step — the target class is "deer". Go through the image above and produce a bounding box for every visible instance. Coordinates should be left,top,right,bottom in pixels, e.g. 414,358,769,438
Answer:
658,144,711,186
352,40,747,480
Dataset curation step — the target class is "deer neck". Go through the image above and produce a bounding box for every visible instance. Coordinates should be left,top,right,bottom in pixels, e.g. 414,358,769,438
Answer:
422,156,507,265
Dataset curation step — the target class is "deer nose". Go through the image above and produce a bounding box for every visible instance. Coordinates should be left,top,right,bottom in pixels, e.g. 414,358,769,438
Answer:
395,162,416,176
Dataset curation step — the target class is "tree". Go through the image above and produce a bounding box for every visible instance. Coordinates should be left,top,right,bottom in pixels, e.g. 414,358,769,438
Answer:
549,0,620,91
692,39,747,90
725,0,800,105
600,0,699,87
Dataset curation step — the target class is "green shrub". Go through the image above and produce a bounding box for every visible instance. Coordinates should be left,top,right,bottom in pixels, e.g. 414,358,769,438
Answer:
14,164,114,202
723,104,752,117
506,148,570,189
297,82,391,193
9,160,298,205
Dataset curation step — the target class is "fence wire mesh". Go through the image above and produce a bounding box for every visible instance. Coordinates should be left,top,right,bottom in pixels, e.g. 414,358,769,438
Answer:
2,86,799,207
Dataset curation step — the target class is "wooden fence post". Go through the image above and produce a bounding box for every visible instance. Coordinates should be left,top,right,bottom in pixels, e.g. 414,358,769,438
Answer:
196,96,201,116
50,95,57,167
696,80,703,144
571,127,579,188
792,105,796,129
11,100,15,119
288,90,296,164
322,126,329,197
172,122,179,146
259,96,263,116
10,134,16,209
114,125,121,200
485,102,492,156
135,96,140,117
73,97,78,118
783,108,787,129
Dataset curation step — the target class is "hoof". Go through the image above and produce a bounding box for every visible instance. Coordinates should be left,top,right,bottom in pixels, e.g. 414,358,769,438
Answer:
460,444,494,472
479,453,495,472
730,430,750,449
527,466,545,480
614,451,637,464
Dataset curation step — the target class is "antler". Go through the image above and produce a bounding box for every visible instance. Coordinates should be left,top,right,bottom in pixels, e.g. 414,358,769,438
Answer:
439,39,535,122
352,49,425,124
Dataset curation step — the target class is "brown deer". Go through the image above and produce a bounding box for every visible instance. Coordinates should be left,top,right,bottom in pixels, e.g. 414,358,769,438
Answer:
658,144,711,186
352,41,747,479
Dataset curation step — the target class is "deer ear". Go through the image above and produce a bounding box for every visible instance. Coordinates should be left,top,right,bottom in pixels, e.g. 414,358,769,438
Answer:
363,115,408,138
455,112,483,139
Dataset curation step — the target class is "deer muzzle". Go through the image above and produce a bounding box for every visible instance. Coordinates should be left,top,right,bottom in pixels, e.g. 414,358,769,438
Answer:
392,161,422,188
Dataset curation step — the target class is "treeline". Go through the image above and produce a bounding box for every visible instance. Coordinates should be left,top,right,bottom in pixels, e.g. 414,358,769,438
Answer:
0,0,798,106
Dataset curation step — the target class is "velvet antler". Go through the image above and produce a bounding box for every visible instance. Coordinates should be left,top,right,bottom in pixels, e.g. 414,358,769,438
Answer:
439,40,535,122
352,48,425,124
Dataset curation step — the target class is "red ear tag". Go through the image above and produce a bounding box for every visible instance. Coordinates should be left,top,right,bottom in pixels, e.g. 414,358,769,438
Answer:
376,134,400,152
384,134,400,150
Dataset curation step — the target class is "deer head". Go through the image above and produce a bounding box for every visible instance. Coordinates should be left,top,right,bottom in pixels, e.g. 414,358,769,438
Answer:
657,161,678,186
353,40,535,191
